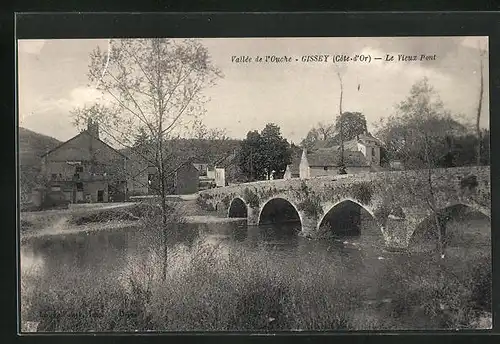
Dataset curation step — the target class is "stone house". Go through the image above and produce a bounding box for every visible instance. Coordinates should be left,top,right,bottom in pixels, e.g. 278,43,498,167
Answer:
169,161,200,195
126,150,200,196
284,133,384,179
41,119,128,203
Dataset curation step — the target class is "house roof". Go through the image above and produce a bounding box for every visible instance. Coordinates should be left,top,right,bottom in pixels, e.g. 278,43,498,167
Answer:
41,130,127,159
329,139,359,152
307,149,369,167
357,133,383,146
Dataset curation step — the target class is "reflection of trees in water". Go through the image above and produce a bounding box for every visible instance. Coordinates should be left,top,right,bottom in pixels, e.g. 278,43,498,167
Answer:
252,223,300,251
24,231,126,277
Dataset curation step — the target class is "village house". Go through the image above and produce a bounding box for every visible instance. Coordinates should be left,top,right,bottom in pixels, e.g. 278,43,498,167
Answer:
40,119,128,203
194,163,228,190
168,160,200,195
126,150,201,196
284,133,384,179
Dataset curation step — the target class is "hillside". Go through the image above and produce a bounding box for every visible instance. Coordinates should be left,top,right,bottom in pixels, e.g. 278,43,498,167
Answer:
19,127,61,202
19,127,61,166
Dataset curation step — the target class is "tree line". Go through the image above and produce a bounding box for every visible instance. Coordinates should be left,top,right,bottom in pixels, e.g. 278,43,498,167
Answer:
235,76,489,182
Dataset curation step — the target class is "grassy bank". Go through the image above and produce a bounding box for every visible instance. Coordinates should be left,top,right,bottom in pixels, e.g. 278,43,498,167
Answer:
21,238,491,332
20,197,212,234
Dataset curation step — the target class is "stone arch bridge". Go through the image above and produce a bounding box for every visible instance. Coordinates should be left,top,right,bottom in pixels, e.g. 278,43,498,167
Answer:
197,166,491,249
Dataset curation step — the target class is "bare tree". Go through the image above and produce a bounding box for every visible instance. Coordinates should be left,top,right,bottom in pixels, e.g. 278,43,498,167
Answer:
377,78,468,257
316,122,335,141
73,38,222,280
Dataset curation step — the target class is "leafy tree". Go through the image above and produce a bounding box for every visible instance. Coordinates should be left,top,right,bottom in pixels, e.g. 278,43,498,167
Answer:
334,111,368,142
443,129,490,167
261,123,292,180
301,127,321,151
72,38,222,280
238,124,292,181
237,130,266,181
300,113,367,152
300,122,335,151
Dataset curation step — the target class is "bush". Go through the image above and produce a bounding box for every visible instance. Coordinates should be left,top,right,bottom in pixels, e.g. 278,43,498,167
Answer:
297,196,322,219
351,182,373,205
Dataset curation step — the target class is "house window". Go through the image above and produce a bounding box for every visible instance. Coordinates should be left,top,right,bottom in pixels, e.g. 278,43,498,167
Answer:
76,166,84,173
324,166,328,171
76,182,84,191
372,147,376,156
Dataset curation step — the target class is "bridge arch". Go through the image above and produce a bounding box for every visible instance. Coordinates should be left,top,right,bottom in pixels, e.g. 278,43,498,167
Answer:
258,197,303,227
444,202,491,219
317,198,381,237
409,203,491,252
227,197,248,218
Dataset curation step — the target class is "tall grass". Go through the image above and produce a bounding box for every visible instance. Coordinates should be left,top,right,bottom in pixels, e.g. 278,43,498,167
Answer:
21,236,491,332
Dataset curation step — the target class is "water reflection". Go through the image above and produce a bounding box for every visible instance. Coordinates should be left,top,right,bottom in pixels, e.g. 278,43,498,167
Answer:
22,218,375,279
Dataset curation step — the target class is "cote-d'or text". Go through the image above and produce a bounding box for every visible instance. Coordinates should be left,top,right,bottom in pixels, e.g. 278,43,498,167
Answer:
231,53,438,64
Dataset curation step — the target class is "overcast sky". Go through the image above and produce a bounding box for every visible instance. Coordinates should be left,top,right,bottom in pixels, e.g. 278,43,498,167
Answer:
18,36,489,144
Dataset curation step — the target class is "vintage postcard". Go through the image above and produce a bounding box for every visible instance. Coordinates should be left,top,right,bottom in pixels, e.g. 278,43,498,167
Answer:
18,36,491,332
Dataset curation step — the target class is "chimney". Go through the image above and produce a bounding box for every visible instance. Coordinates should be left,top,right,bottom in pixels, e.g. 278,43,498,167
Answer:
87,118,99,139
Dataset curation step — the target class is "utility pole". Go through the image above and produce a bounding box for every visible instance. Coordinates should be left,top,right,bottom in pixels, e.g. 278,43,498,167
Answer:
336,69,346,174
476,42,485,166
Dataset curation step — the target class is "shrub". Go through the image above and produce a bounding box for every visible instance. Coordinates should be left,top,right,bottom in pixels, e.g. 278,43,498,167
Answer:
297,196,322,219
22,234,491,331
351,182,373,205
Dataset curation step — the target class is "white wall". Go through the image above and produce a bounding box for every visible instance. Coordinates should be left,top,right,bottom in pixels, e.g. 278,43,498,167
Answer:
284,166,292,180
207,169,216,179
215,168,225,187
358,142,381,166
299,150,310,179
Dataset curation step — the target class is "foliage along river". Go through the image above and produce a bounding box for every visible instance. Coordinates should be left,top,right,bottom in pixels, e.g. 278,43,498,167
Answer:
20,205,492,331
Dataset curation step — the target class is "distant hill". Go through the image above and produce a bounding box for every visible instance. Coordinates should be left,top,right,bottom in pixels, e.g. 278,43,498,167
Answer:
18,127,61,202
19,127,61,166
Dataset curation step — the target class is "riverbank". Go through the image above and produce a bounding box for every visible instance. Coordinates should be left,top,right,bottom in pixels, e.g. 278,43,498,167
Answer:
20,195,217,239
21,239,491,332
